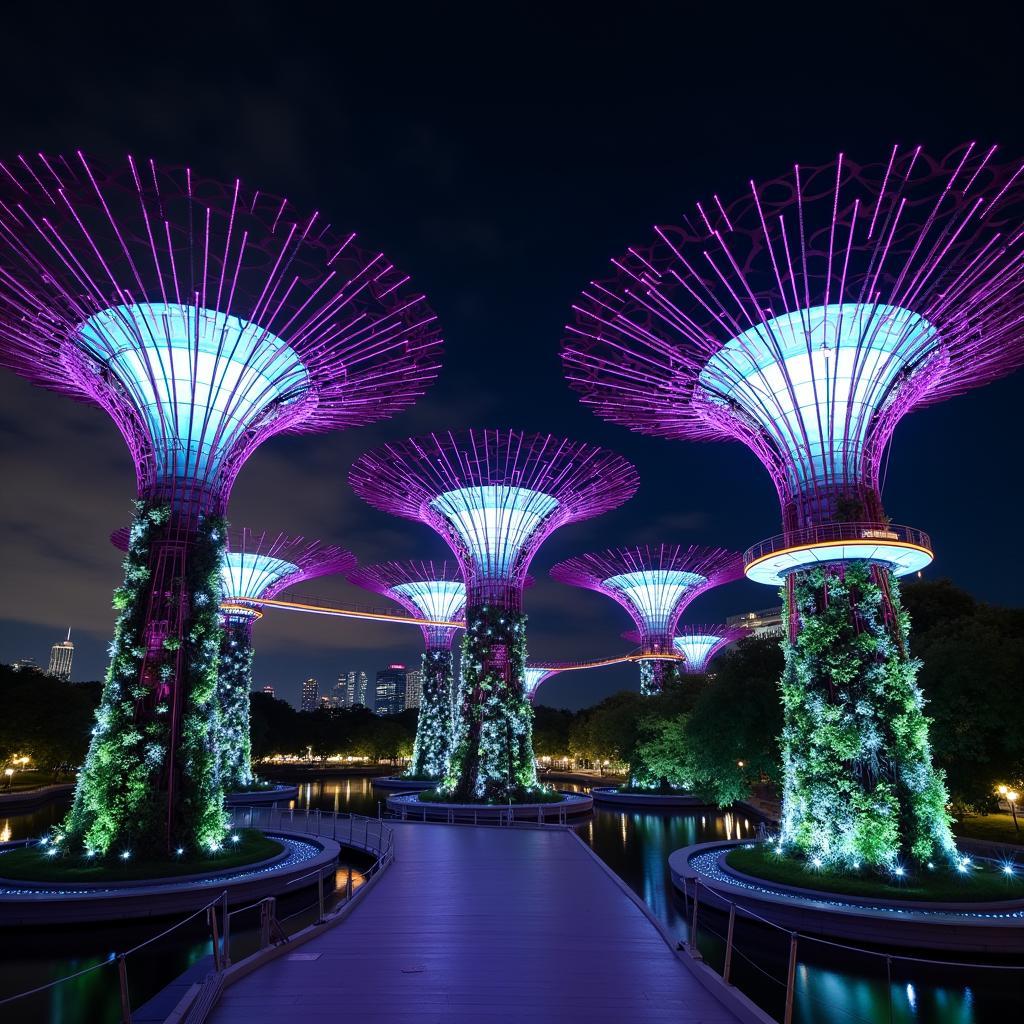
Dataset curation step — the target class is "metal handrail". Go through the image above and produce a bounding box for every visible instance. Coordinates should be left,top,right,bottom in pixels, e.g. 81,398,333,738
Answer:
0,888,227,1016
683,875,1024,1024
744,522,932,566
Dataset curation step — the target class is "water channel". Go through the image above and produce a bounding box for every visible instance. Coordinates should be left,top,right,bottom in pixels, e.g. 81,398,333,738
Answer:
0,776,1017,1022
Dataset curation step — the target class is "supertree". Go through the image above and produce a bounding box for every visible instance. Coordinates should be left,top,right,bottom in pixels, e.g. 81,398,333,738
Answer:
347,561,466,779
349,429,639,801
0,152,442,857
523,666,563,704
113,526,355,790
563,142,1024,869
551,545,742,694
624,624,751,674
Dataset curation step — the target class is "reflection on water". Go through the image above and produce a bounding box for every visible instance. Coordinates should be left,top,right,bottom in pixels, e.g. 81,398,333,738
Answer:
0,774,1017,1023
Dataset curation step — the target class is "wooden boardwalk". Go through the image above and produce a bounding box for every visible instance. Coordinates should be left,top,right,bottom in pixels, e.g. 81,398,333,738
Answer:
211,823,741,1024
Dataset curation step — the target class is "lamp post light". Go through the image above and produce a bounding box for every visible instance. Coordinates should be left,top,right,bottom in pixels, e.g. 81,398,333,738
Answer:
999,786,1020,832
3,768,13,792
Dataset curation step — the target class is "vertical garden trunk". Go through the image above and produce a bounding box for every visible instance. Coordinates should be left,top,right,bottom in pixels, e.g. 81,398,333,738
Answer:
778,562,955,868
61,503,227,858
218,616,256,790
408,647,455,778
443,607,540,801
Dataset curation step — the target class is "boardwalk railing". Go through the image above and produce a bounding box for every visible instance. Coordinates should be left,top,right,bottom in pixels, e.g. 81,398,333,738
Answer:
682,876,1024,1024
0,809,394,1024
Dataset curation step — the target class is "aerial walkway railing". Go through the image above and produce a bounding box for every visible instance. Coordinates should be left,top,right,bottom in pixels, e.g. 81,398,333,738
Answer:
0,808,395,1023
680,874,1024,1024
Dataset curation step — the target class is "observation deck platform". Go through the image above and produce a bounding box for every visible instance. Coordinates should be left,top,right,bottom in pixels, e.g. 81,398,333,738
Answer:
210,822,748,1024
743,522,933,585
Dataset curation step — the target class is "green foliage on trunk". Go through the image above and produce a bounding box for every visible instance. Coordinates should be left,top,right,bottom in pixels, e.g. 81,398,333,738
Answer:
59,503,227,858
442,607,545,802
218,618,255,790
779,563,955,869
408,648,454,777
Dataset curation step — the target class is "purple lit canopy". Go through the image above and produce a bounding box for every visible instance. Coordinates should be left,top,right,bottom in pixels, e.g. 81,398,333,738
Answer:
349,429,639,611
564,143,1024,537
0,152,444,520
550,544,742,656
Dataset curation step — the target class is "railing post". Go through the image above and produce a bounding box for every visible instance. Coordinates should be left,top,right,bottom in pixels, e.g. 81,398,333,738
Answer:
208,905,222,972
317,867,325,923
117,953,132,1024
723,903,736,984
689,879,701,960
349,816,353,844
346,867,353,900
783,932,798,1024
886,955,894,1024
221,892,231,966
260,898,273,948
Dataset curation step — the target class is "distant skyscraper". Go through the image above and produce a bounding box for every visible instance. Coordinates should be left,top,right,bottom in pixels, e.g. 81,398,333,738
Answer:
374,664,407,716
47,629,74,681
11,657,40,673
404,668,423,709
261,685,275,698
319,694,333,710
338,669,369,707
300,677,319,712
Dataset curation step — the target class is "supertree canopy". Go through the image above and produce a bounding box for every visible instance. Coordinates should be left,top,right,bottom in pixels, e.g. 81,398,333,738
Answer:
564,143,1024,870
349,429,638,801
0,152,442,857
523,666,563,704
348,561,466,779
551,545,741,694
672,624,750,674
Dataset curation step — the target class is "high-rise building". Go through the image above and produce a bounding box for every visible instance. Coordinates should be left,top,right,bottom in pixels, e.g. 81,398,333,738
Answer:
725,607,784,637
374,664,407,716
337,669,369,708
261,684,275,698
300,677,319,712
404,668,423,709
11,657,40,673
319,694,334,710
47,629,74,681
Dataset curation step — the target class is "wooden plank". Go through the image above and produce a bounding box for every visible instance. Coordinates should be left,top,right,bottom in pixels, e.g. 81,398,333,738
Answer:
211,824,739,1024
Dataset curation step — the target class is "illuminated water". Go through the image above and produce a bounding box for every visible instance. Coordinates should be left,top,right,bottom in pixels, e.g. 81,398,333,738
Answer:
0,776,1017,1022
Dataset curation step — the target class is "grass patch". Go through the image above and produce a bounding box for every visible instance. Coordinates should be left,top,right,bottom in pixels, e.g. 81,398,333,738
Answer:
419,786,567,805
953,813,1024,847
726,845,1024,902
0,829,283,882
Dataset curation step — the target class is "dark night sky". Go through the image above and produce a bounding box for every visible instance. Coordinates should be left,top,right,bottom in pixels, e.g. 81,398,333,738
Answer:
1,6,1022,710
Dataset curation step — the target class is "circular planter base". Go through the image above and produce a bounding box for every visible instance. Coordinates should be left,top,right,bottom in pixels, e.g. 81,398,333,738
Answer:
387,791,593,822
372,776,439,791
226,783,299,805
670,841,1024,952
591,786,716,809
0,830,339,925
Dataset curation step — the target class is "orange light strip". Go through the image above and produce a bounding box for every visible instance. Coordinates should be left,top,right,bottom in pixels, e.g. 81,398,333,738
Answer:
536,651,683,672
222,595,464,629
745,538,933,574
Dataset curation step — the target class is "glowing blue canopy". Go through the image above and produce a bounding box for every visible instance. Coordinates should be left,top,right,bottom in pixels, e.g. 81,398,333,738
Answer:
77,302,309,487
431,486,559,579
221,552,299,601
673,634,724,673
603,569,707,636
698,303,938,494
392,580,466,622
524,667,556,699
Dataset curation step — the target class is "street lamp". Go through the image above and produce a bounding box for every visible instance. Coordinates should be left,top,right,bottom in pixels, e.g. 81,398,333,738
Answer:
998,785,1020,833
3,768,13,792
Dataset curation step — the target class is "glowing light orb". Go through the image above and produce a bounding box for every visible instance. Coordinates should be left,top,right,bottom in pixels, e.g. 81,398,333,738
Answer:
603,570,706,635
76,302,309,487
392,580,466,622
672,634,723,673
431,486,558,579
699,303,938,495
221,553,300,601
